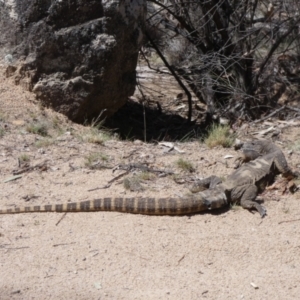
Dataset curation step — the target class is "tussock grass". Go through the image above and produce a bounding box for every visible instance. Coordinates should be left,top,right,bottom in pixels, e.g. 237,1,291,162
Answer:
0,111,7,122
137,172,156,181
176,158,195,173
0,127,4,138
35,138,55,148
79,113,114,144
230,202,241,211
84,152,108,169
123,176,145,191
289,141,300,153
51,116,65,134
19,154,30,163
204,124,235,148
26,121,49,136
81,128,111,144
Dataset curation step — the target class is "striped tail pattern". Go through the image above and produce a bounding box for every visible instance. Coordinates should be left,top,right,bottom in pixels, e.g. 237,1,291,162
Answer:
0,191,228,215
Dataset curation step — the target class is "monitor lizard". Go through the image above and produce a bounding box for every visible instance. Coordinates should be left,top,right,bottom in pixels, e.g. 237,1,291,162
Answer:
190,139,298,217
0,140,297,217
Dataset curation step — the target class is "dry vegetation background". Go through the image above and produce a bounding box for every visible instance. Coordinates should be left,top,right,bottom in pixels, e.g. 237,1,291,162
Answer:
144,0,300,124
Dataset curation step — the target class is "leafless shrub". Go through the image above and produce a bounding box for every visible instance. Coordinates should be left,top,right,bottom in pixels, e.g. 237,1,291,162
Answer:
145,0,300,123
165,36,192,66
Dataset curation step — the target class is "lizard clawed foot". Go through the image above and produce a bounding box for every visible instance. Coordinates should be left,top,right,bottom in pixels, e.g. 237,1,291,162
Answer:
256,204,267,218
241,200,267,218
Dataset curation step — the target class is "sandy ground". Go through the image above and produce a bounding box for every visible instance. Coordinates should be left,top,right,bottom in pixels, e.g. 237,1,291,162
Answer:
1,66,300,300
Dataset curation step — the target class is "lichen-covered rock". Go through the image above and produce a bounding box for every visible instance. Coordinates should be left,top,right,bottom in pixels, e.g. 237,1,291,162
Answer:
0,0,146,121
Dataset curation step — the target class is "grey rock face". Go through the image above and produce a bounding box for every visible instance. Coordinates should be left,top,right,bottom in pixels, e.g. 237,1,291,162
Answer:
0,0,146,121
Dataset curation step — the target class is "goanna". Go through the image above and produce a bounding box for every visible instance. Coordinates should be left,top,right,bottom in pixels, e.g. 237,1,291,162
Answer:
190,139,298,217
0,140,297,217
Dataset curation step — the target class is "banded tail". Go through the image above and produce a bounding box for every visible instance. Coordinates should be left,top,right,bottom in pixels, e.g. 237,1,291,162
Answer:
0,194,227,215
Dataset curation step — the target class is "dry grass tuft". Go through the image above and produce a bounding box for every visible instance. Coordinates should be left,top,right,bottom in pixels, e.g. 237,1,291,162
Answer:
19,154,30,163
176,158,195,173
84,152,109,169
204,124,235,148
26,121,49,136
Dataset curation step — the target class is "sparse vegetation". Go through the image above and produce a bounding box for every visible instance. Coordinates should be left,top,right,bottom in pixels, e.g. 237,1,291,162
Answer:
176,158,195,173
0,111,6,122
0,111,6,137
0,126,4,137
204,124,235,149
123,176,145,191
123,172,155,191
294,178,300,188
84,152,109,169
26,121,49,136
81,127,111,144
137,172,156,181
178,130,195,143
79,114,114,144
35,138,55,148
51,116,65,134
19,154,30,163
230,203,241,212
282,205,290,214
289,141,300,153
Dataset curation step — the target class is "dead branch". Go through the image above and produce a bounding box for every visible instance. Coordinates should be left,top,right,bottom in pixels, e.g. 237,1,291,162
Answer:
251,105,286,124
145,30,193,122
278,218,300,225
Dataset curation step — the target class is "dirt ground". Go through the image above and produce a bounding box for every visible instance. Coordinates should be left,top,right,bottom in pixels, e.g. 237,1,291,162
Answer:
1,64,300,300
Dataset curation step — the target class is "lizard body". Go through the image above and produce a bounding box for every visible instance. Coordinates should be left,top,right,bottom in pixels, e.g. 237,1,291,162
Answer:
191,140,297,217
0,140,297,217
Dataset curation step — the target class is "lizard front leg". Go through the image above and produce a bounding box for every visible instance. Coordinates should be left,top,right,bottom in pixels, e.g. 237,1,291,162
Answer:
272,151,299,180
238,185,267,218
190,175,222,193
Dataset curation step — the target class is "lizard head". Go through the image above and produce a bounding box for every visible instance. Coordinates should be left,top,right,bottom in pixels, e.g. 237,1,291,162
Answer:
241,139,276,161
241,140,265,161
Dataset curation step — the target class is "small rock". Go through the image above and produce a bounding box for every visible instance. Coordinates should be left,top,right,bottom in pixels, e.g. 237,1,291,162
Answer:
250,282,259,289
38,148,45,154
133,140,143,145
220,117,229,125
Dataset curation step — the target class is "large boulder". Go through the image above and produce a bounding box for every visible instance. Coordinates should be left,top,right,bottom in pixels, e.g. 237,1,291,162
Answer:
0,0,146,122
